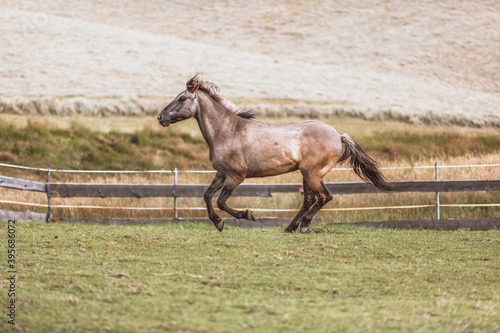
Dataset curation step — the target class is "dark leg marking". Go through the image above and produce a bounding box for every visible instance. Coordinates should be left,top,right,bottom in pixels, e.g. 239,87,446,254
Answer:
204,173,225,231
299,181,332,233
217,177,256,221
283,180,316,233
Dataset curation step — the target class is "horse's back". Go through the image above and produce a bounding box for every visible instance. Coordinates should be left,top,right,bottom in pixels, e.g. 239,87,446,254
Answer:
262,120,342,149
239,120,343,177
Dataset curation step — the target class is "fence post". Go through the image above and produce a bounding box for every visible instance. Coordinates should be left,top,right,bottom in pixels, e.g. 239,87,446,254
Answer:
173,168,178,219
435,162,440,220
46,168,51,222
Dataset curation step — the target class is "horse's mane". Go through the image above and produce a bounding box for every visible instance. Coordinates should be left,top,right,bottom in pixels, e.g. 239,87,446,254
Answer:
190,75,256,119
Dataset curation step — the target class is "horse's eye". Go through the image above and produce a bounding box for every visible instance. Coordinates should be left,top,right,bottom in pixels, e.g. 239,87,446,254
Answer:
179,96,186,102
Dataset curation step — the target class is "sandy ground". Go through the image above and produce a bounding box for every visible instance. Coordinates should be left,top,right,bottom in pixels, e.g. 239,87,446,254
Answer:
0,0,499,126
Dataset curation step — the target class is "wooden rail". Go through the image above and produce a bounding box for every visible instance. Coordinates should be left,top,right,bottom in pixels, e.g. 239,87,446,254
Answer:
46,180,500,197
2,176,500,198
0,175,46,192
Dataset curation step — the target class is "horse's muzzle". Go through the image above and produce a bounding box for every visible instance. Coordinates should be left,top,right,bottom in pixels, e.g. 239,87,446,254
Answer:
157,114,170,127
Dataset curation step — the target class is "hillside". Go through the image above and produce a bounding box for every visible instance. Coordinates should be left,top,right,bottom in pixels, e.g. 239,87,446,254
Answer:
0,0,499,126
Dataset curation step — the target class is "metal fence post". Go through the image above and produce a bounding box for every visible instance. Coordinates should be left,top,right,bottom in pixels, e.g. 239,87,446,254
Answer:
46,167,51,222
435,162,440,220
173,168,178,219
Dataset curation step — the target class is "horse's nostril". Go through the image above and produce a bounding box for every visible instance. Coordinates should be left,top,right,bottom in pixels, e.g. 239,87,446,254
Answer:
157,115,162,121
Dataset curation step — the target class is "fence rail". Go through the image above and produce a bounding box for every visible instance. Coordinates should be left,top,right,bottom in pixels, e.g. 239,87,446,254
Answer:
43,180,500,197
0,175,46,192
2,162,500,173
2,176,500,198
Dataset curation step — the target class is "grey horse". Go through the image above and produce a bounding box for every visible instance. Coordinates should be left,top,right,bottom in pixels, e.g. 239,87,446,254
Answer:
157,75,392,232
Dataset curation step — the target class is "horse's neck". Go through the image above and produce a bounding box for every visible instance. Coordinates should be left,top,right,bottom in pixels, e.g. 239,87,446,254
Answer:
194,93,237,149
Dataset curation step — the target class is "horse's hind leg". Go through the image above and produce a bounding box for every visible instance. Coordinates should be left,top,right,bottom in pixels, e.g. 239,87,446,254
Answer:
283,180,315,233
204,172,225,231
299,178,332,233
217,176,256,221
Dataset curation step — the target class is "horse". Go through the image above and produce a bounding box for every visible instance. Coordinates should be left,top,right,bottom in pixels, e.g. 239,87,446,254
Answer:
157,75,393,233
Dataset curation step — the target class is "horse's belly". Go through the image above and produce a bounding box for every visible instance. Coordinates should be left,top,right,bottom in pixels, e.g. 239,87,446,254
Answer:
245,144,299,178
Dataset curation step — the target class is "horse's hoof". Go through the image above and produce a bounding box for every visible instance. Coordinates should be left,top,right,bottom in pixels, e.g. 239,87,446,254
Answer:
216,221,224,232
282,228,295,233
246,209,256,221
300,227,310,233
212,216,224,232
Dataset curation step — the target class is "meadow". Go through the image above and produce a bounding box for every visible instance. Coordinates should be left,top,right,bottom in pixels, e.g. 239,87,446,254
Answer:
0,221,499,332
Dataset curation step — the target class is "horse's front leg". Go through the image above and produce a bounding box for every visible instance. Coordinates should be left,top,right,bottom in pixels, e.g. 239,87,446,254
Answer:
204,172,225,231
217,177,256,222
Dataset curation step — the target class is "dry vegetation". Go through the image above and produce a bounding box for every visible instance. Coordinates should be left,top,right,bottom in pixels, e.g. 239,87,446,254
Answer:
1,115,498,223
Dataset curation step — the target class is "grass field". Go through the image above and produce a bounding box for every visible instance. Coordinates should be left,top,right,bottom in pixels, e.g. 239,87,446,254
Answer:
0,221,499,332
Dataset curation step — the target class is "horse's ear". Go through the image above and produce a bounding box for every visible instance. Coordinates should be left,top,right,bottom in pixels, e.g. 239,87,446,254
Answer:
186,74,200,93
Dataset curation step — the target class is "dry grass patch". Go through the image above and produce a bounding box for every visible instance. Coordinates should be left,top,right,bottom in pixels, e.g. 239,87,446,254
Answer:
0,115,499,223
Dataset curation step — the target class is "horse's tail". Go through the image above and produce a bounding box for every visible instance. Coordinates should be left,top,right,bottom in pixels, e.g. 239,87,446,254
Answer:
338,134,394,192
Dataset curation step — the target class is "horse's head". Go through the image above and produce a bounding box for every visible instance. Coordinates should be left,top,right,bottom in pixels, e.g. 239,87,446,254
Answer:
157,75,200,127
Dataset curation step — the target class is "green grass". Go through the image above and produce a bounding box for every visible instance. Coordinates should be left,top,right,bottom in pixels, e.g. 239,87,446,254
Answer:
1,115,500,172
1,221,499,332
0,119,211,172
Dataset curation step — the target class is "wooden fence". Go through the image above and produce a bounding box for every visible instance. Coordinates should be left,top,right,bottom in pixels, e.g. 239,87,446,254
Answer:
1,175,499,229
